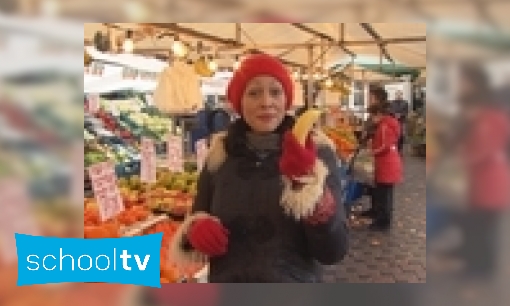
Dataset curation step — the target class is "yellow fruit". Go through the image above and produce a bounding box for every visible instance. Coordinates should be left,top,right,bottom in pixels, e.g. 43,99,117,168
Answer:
194,57,214,77
85,200,99,212
292,109,322,146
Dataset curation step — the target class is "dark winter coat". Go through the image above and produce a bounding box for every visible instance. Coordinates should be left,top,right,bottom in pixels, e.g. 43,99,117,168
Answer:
171,117,349,283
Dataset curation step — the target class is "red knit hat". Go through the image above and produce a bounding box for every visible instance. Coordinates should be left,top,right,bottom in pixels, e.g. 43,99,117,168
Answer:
227,54,294,114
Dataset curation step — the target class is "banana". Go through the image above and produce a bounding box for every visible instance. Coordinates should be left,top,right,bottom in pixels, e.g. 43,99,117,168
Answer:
194,57,214,77
194,58,206,76
292,109,322,146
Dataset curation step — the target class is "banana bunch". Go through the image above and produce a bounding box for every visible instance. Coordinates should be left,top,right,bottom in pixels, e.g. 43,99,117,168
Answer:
328,81,350,95
194,57,214,77
292,109,322,145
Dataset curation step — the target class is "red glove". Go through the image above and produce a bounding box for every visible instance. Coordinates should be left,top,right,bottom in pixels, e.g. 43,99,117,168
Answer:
187,218,229,257
305,187,336,225
279,131,317,179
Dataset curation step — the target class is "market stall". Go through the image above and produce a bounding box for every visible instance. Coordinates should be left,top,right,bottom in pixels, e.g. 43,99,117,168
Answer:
83,23,426,283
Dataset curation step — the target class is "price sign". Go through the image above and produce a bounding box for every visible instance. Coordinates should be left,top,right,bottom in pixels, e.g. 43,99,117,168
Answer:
87,94,100,114
87,162,125,222
141,138,157,183
145,94,154,106
0,179,40,263
196,139,209,172
167,135,184,172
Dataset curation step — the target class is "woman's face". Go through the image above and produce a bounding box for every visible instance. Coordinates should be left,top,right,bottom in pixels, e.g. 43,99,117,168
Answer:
241,76,286,133
369,93,378,106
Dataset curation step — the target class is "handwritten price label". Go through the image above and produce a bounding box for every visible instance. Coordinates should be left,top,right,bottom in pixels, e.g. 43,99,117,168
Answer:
167,135,184,172
87,162,125,222
87,94,100,114
141,138,157,183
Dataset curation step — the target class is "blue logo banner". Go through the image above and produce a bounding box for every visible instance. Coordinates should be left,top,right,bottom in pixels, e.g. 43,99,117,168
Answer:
15,233,163,288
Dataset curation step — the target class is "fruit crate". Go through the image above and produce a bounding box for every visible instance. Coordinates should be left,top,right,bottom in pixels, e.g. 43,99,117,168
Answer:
115,160,141,179
118,113,160,141
150,208,188,222
84,160,141,198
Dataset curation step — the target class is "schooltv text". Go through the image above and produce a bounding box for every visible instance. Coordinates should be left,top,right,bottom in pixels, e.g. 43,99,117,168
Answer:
15,233,162,287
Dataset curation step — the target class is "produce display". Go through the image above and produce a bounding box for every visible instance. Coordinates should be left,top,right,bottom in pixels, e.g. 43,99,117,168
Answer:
103,98,142,114
118,169,198,217
143,220,181,283
84,197,193,282
323,124,358,160
407,112,426,158
84,180,199,283
122,111,174,141
94,108,135,141
85,140,139,168
84,91,204,282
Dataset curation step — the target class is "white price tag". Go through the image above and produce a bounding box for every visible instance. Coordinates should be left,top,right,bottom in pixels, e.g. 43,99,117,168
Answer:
87,94,100,114
141,138,157,183
87,162,125,222
145,94,154,106
110,104,120,117
167,135,184,172
196,139,209,172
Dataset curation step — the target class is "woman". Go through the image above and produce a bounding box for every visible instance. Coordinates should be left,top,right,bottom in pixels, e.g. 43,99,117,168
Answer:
365,102,403,230
359,86,390,219
170,54,348,283
455,64,510,279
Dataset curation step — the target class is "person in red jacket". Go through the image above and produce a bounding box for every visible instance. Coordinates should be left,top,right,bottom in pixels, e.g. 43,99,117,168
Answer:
453,64,510,280
366,102,403,230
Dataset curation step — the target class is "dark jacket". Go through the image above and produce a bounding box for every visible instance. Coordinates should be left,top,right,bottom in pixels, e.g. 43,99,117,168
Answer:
171,117,348,283
361,116,377,145
390,99,409,124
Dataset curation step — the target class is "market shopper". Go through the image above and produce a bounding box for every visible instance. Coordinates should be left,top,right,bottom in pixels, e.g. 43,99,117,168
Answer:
359,86,390,219
364,102,403,231
390,90,410,156
170,54,348,283
454,64,510,280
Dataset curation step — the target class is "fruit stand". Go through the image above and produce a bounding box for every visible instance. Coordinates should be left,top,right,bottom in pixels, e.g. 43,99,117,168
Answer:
407,112,426,158
84,166,201,283
84,87,205,283
323,125,358,161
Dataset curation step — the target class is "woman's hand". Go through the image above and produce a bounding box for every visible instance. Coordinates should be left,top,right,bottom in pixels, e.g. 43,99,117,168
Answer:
304,187,336,225
187,218,229,257
279,131,317,179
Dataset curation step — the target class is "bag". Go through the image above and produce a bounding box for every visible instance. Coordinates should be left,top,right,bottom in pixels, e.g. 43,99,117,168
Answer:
350,150,375,186
427,156,468,210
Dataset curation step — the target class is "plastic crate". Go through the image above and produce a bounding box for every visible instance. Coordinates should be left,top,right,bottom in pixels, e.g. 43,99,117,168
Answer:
115,160,141,178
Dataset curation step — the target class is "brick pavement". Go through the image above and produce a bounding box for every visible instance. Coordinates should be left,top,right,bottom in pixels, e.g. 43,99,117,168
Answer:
323,154,426,283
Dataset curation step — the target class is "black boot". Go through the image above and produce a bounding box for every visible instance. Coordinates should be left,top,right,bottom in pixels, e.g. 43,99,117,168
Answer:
360,209,377,218
369,184,394,231
369,220,391,231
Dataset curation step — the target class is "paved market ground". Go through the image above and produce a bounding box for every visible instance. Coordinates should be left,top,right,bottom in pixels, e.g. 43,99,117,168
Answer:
323,153,426,283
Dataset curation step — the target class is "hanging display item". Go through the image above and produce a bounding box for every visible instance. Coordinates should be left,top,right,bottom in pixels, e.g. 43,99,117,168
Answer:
154,61,203,113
